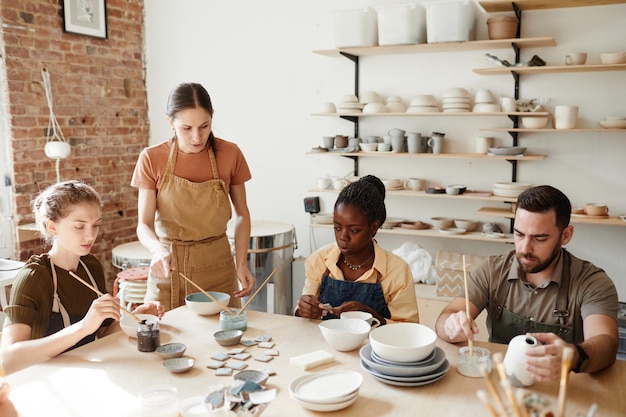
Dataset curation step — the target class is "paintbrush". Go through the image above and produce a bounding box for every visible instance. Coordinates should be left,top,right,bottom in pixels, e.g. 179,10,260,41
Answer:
557,347,574,417
462,255,474,355
237,268,277,316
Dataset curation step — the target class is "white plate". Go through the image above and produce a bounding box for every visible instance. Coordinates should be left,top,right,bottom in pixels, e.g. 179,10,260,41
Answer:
438,227,466,235
493,182,532,190
488,147,527,156
289,371,363,404
294,392,358,412
370,346,436,367
598,120,626,129
361,358,449,383
163,357,194,373
365,366,448,387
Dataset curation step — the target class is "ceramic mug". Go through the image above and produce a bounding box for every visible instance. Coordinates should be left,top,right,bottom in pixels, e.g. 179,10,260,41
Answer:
340,311,380,328
388,128,406,137
322,136,334,149
564,52,587,65
333,178,348,190
406,132,422,153
377,143,391,152
404,178,426,191
500,97,517,113
476,136,494,154
554,105,579,129
317,177,331,190
427,134,444,154
391,135,404,152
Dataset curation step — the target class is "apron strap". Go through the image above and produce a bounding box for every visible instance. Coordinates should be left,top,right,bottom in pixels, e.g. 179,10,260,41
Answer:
164,138,178,176
552,250,572,336
50,257,72,329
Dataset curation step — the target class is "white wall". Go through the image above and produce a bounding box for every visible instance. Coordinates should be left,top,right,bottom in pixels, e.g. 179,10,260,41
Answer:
144,1,626,300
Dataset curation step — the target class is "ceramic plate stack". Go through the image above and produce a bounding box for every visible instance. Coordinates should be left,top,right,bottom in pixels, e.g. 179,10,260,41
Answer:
336,94,364,114
406,94,439,113
359,344,449,387
441,87,471,113
289,371,363,412
492,182,532,198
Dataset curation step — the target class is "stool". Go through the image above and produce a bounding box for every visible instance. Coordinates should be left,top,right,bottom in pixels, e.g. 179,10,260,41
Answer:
113,266,149,311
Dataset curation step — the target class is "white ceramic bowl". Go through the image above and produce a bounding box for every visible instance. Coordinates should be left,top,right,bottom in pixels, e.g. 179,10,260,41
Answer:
319,318,371,352
386,102,406,113
445,184,466,195
600,52,626,64
185,291,231,315
430,216,454,229
473,103,501,113
359,143,378,152
120,314,158,338
359,91,382,104
454,219,477,232
369,323,437,363
362,102,387,113
521,116,548,129
340,93,359,103
155,342,187,359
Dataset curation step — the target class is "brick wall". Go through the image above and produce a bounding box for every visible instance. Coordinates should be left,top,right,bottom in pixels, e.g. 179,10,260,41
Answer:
1,0,148,291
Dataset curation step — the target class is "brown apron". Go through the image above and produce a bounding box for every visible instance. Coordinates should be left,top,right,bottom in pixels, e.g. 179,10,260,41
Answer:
145,140,240,310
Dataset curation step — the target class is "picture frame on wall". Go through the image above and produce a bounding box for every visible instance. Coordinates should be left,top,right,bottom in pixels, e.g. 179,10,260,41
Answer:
62,0,107,39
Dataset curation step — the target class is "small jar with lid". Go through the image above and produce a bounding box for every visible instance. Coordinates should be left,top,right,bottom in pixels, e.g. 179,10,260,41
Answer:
137,320,160,352
220,308,247,331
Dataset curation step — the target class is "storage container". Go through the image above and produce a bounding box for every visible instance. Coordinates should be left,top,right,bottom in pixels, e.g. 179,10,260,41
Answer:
332,8,378,48
425,0,476,44
487,15,519,40
376,4,426,46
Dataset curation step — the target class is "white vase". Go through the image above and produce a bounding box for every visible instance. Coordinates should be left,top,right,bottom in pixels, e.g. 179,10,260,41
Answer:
503,334,538,387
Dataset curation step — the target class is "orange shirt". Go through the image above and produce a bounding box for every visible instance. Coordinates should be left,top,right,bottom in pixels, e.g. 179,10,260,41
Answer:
131,137,251,191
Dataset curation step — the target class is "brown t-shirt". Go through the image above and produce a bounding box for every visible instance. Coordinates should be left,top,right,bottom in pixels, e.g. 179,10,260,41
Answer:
130,137,252,191
5,254,107,340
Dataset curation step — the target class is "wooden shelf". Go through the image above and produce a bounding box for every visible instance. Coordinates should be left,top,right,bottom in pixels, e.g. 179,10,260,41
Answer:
481,127,626,133
476,207,626,226
479,0,626,13
313,37,555,58
308,151,546,161
17,223,39,242
312,112,551,118
310,223,514,243
310,188,518,203
474,63,626,76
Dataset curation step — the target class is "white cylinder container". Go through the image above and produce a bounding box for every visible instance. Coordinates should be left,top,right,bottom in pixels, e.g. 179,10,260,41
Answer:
503,334,538,387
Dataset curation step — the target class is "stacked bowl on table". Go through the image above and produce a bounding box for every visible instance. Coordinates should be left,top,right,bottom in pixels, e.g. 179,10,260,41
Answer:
289,371,363,412
406,95,439,113
360,323,449,387
441,87,471,113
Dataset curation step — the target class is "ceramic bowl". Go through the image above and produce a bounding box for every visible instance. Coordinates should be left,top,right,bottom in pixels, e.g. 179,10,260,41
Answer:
120,314,158,338
319,318,371,352
445,184,467,195
340,93,359,103
185,291,231,315
521,116,549,129
369,323,437,363
473,103,501,113
234,370,270,386
600,52,626,64
454,219,477,232
584,203,608,216
430,217,454,229
359,91,382,104
156,342,187,359
163,357,195,373
386,102,406,113
214,329,244,346
359,143,378,152
362,102,387,113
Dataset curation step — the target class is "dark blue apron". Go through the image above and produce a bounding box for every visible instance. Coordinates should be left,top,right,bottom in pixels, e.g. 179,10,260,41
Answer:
318,270,391,320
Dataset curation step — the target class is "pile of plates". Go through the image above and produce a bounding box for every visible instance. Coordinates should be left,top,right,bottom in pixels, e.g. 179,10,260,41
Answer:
406,94,439,113
492,182,532,198
359,344,449,387
289,371,363,412
441,87,471,113
336,94,364,114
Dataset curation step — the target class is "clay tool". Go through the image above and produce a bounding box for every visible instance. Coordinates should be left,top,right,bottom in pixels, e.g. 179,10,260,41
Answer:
557,347,574,417
69,270,142,322
462,254,474,355
179,273,235,316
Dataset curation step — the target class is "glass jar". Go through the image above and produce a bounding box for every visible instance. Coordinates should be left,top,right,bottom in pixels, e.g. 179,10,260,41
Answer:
139,385,178,417
137,320,160,352
219,308,247,331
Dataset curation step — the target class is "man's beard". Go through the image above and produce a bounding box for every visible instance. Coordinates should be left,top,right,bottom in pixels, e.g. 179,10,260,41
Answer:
516,244,561,274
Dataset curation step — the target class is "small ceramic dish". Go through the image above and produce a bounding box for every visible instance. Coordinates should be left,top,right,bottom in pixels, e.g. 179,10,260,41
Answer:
155,342,187,359
488,147,527,156
214,329,244,346
425,186,445,194
163,357,195,373
234,370,270,386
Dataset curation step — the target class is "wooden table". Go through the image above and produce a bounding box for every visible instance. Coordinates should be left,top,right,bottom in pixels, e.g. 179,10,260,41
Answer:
4,307,625,417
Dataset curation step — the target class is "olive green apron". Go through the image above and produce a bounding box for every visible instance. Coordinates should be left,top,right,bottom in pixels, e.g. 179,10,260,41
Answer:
145,140,240,310
490,251,575,344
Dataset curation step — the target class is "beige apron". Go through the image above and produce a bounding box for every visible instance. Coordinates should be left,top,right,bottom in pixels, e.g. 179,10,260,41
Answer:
145,140,240,310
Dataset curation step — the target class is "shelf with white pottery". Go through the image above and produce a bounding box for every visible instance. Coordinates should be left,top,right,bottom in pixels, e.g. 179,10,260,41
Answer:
481,127,626,133
479,0,626,13
309,188,518,203
476,207,626,226
473,63,626,76
313,37,555,58
309,223,514,243
311,112,551,118
307,151,546,161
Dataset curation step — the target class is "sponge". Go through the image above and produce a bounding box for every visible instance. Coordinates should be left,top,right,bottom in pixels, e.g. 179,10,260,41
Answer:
289,350,335,371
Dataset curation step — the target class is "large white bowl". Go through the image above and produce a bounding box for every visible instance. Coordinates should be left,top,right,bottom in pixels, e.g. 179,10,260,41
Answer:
369,323,437,363
319,318,371,352
120,314,158,338
185,291,231,315
521,116,548,129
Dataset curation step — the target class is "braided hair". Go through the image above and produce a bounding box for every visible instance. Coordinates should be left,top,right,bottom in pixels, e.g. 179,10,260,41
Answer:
334,175,386,229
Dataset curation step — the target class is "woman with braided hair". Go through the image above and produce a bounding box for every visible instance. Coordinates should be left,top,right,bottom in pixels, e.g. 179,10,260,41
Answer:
296,175,419,325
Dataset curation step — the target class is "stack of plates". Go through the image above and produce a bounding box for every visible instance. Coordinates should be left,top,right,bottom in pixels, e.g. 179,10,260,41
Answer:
336,94,364,114
289,371,363,412
492,182,532,197
441,87,471,113
360,344,449,387
406,94,439,113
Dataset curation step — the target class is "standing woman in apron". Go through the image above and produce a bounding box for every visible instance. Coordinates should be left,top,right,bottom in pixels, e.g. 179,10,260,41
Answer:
0,181,163,375
296,175,419,325
132,83,255,311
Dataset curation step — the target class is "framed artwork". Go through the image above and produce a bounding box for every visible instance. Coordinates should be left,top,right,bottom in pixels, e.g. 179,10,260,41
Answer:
62,0,107,39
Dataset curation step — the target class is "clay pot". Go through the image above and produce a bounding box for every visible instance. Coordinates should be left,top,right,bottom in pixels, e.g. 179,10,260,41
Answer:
487,16,518,40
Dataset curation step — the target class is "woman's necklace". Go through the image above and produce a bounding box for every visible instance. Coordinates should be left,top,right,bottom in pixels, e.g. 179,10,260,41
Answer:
343,252,375,271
